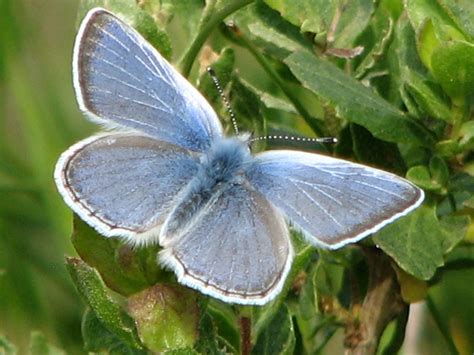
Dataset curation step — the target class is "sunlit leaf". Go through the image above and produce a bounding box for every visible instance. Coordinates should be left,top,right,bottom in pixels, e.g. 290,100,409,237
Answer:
388,15,452,122
264,0,373,48
82,308,147,354
127,284,199,353
72,217,161,296
374,206,469,280
431,40,474,103
437,0,474,39
66,258,144,350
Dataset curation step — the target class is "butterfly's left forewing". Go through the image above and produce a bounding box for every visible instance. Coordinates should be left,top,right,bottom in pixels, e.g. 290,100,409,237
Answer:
247,150,424,249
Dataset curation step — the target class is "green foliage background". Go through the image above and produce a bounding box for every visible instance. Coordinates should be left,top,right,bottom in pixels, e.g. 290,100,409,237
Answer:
1,0,474,354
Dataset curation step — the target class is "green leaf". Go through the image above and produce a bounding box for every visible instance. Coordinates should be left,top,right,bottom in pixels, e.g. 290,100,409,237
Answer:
0,334,17,355
314,257,345,298
373,206,440,280
229,75,265,137
127,284,199,353
437,172,474,215
404,72,452,122
435,139,460,158
231,2,311,59
388,15,452,122
82,308,147,354
298,264,318,321
431,40,474,103
354,8,394,79
284,50,434,147
204,301,240,353
448,172,474,196
251,305,295,355
437,0,474,40
198,47,235,105
66,257,144,350
195,304,235,355
72,217,160,296
77,0,137,24
416,20,440,71
462,195,474,209
258,91,297,114
459,121,474,150
29,331,65,355
429,155,449,188
406,156,449,192
264,0,373,49
406,165,434,190
405,0,464,36
374,206,448,280
439,215,470,254
160,0,205,39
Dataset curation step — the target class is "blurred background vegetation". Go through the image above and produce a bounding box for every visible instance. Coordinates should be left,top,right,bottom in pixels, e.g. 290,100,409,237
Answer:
1,0,474,354
1,0,89,353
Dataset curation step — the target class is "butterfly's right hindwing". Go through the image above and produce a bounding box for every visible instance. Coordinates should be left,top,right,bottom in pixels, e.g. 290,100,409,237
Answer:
73,8,223,151
159,182,294,305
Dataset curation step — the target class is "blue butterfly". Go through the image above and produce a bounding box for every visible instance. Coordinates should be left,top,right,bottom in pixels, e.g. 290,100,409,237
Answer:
55,8,424,305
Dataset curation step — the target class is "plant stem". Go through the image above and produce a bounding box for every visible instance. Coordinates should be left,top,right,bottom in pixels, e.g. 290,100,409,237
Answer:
179,0,254,77
240,316,252,355
381,306,409,355
426,295,459,355
344,248,405,355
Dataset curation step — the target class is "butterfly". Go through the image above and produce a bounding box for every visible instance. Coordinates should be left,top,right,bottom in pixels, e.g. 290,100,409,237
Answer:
54,8,424,305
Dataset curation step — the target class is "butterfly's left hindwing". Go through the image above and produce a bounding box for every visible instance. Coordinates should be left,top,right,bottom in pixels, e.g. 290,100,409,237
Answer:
247,150,424,249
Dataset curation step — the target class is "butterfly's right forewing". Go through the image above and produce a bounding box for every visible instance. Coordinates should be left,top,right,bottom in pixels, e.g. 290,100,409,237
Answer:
74,8,223,152
54,133,200,244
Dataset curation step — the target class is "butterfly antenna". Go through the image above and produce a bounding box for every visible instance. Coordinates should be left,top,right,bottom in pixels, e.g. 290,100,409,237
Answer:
207,67,239,135
250,135,338,144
